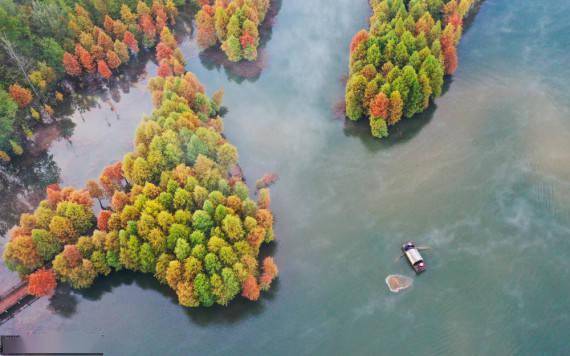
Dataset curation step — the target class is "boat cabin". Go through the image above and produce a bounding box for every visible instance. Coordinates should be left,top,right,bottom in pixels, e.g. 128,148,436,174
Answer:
402,242,426,273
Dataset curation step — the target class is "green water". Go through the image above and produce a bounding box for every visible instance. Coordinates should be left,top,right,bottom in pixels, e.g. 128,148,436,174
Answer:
2,0,570,354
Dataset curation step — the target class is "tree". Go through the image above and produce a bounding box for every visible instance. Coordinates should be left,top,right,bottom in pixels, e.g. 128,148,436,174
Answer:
139,243,156,273
217,267,240,305
401,66,423,118
370,117,388,138
49,216,77,244
157,59,172,77
98,31,114,51
114,40,130,63
192,210,213,232
443,44,458,75
350,30,368,53
259,256,278,291
257,188,270,209
345,74,368,121
216,143,238,168
27,268,57,297
388,91,403,125
107,50,122,69
194,273,214,306
0,89,17,152
156,42,173,62
63,52,82,76
97,210,112,231
222,215,244,241
104,15,115,33
176,281,199,307
123,31,139,53
165,260,183,289
241,275,260,301
32,229,60,261
76,44,95,72
8,84,32,108
98,60,112,79
420,55,444,97
221,35,242,62
370,92,389,119
196,6,217,48
174,238,191,260
3,234,43,275
214,7,228,41
160,27,177,49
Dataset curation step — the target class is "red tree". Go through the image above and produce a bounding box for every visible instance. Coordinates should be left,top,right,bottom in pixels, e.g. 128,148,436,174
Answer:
195,6,216,48
99,162,123,195
98,60,112,79
157,59,172,77
443,44,458,74
27,268,57,297
76,44,95,72
63,52,82,76
63,245,82,268
103,15,115,33
448,12,463,27
370,92,389,118
123,31,139,53
140,14,156,40
156,42,173,61
241,275,260,301
46,184,62,207
172,59,185,75
107,50,122,69
98,31,114,51
350,30,369,53
240,31,255,48
97,210,112,231
259,257,278,290
8,84,33,108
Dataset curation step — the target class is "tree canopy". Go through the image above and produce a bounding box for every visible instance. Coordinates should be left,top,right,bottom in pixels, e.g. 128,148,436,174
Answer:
195,0,271,62
3,33,278,308
345,0,475,138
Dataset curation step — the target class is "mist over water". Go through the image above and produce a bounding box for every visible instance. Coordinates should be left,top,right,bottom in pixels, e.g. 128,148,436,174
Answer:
2,0,570,354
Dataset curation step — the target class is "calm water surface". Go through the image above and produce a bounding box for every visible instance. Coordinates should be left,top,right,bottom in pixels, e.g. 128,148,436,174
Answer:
2,0,570,354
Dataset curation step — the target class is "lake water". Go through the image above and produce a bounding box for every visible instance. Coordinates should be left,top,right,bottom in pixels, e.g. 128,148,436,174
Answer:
2,0,570,354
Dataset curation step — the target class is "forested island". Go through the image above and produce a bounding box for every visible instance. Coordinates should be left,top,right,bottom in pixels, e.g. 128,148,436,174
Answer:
195,0,272,62
345,0,478,138
2,31,278,307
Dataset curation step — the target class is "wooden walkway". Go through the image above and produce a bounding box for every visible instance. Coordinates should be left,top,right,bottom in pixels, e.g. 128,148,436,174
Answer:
0,281,35,323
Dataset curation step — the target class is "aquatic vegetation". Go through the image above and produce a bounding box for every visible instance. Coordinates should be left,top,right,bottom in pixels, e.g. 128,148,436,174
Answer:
195,0,271,62
345,0,478,138
3,35,278,308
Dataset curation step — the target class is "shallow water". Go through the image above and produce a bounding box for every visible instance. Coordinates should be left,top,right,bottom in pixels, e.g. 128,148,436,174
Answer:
2,0,570,354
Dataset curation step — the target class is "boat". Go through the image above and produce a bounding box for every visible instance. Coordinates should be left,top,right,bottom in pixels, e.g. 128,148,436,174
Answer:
402,241,426,273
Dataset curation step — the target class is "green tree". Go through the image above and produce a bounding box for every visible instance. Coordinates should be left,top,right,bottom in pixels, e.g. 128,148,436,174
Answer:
345,74,368,121
194,273,214,306
140,242,156,273
174,238,191,260
0,89,18,153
